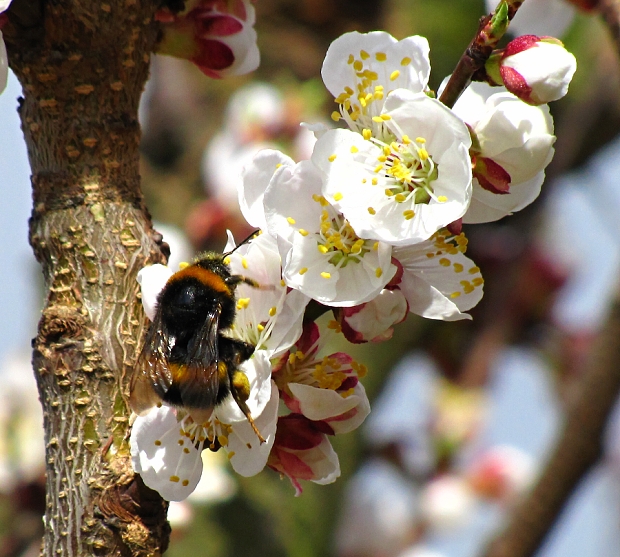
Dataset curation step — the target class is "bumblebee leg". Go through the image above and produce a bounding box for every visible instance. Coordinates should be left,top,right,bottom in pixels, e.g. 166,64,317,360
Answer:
229,374,266,445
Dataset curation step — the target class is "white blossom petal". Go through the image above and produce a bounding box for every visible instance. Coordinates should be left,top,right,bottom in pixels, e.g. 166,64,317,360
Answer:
216,350,274,424
130,406,204,502
464,171,545,224
325,382,371,434
475,94,555,184
394,236,484,320
137,264,173,321
322,31,430,101
288,382,360,421
240,150,295,229
227,381,279,476
309,437,341,486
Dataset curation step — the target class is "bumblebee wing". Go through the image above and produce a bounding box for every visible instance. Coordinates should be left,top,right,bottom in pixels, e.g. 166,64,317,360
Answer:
129,309,173,416
177,303,222,411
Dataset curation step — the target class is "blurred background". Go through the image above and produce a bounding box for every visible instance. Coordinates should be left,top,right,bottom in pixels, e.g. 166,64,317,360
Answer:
2,0,620,555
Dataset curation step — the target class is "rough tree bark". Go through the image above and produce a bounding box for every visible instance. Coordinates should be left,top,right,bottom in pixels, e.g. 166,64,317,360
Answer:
5,0,171,555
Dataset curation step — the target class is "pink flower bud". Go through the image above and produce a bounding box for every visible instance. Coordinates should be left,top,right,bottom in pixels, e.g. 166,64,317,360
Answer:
499,35,576,105
337,289,408,344
156,0,259,79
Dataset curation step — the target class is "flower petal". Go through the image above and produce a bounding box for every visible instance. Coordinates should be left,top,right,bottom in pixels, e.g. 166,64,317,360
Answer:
137,264,173,321
394,237,484,320
240,150,295,230
130,406,204,501
322,31,430,101
227,381,279,476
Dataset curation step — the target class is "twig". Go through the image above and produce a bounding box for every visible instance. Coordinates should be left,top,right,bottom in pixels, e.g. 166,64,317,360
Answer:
439,0,525,108
480,293,620,557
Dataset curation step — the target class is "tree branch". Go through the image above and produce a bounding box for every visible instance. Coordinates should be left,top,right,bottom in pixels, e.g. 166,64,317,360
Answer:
480,293,620,557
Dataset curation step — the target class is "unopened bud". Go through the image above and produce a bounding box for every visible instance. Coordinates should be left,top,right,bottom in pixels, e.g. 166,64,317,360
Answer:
493,35,577,105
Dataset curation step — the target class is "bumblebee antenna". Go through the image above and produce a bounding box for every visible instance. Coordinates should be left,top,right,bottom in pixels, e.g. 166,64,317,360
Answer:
223,229,260,258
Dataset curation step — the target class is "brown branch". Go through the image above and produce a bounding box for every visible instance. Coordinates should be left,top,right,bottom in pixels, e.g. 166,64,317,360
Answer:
480,293,620,557
5,0,171,555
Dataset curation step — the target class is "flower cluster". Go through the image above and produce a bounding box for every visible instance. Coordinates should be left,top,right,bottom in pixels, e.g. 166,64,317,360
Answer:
130,29,575,501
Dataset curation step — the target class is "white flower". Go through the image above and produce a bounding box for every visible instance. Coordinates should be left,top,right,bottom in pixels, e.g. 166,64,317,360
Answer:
313,89,472,246
451,81,555,224
498,35,577,105
131,373,279,501
274,323,371,434
131,234,308,500
322,31,431,134
392,231,484,321
261,159,396,306
338,289,408,343
0,0,12,95
223,230,310,358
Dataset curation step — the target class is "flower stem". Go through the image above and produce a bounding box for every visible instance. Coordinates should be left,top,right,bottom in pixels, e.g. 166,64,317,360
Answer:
438,0,526,108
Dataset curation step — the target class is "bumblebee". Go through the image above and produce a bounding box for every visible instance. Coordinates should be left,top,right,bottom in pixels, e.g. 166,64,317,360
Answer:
130,245,265,443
